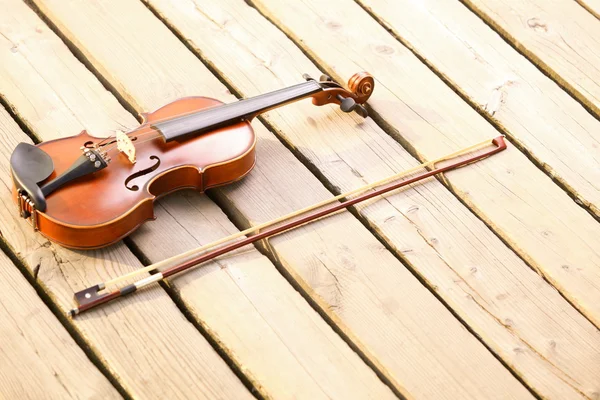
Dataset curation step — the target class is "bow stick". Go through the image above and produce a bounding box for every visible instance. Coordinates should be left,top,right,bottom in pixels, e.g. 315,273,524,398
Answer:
69,135,506,316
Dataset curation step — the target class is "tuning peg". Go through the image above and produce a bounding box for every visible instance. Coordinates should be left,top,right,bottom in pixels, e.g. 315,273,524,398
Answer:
337,94,356,113
320,74,333,82
336,94,368,117
302,73,315,82
354,104,368,118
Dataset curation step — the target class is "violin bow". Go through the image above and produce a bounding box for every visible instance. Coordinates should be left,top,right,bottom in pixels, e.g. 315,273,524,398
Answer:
69,135,506,316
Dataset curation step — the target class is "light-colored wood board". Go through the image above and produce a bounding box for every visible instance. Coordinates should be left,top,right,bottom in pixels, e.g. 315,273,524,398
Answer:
355,0,600,218
139,0,600,398
0,110,251,399
251,0,600,330
461,0,600,119
0,249,120,399
0,1,397,398
133,194,396,400
0,3,254,398
576,0,600,19
28,0,534,398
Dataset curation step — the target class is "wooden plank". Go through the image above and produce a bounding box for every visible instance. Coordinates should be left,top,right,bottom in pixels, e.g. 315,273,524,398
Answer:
461,0,600,119
27,0,535,398
250,0,600,329
0,247,119,398
0,4,254,398
0,1,398,399
132,194,397,400
576,0,600,19
354,0,600,218
131,0,600,398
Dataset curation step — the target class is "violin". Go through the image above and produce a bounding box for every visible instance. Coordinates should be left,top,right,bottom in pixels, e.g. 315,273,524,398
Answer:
10,72,374,249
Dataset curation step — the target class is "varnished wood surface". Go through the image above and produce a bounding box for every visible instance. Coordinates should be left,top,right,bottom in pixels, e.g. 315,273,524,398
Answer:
0,0,598,398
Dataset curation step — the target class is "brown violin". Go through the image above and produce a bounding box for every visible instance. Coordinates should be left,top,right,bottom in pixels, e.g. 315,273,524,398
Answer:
10,72,374,249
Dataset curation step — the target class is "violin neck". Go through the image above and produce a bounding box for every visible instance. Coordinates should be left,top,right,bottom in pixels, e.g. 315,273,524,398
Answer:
153,81,322,142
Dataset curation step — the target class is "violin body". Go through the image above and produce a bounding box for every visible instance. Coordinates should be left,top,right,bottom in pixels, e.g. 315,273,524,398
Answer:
10,72,374,249
13,97,255,249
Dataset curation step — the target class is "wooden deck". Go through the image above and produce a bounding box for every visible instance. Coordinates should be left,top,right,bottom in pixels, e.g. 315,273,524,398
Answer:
0,0,599,398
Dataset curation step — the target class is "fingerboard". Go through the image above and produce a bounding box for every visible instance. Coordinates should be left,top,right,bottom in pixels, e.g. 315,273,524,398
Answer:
153,81,322,142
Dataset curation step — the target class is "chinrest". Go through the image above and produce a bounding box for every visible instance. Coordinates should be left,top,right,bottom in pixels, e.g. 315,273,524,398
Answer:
10,142,54,213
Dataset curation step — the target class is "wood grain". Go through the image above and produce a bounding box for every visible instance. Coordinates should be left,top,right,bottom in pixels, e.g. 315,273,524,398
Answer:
251,0,600,330
461,0,600,119
355,0,600,218
0,1,396,398
0,3,253,398
139,0,600,398
0,247,119,399
26,0,535,398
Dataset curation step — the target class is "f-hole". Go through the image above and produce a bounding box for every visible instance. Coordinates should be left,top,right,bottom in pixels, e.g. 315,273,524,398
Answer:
125,156,161,191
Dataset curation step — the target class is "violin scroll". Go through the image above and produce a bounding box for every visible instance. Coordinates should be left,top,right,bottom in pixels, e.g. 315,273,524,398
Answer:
348,72,374,103
309,71,374,117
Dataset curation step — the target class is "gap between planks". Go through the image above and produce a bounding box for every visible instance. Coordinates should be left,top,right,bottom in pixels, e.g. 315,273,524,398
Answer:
122,235,278,400
213,183,540,399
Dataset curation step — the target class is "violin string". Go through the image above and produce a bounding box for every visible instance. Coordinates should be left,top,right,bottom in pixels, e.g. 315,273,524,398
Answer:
98,106,241,154
89,103,220,152
94,82,342,154
102,133,162,155
97,94,266,149
96,109,196,150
